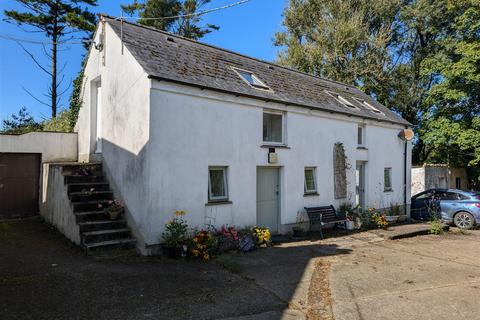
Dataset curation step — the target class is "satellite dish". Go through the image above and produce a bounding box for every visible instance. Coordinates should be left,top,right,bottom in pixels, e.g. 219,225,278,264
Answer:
398,129,414,141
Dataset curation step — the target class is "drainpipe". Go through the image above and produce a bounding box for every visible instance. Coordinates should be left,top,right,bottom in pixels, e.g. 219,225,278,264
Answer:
404,140,408,216
398,128,413,217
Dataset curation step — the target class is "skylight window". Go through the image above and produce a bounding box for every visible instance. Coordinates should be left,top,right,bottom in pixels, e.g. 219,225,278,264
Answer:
233,68,270,90
354,98,383,114
326,91,358,109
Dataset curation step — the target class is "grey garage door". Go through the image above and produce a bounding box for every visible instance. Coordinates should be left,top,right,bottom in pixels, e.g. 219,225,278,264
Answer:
0,153,41,219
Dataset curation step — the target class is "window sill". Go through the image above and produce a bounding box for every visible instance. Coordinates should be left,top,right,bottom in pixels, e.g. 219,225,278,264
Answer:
260,144,291,149
357,146,368,150
205,200,232,206
304,192,319,197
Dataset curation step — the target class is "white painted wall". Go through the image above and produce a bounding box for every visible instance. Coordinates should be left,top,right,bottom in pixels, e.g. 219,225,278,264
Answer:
0,132,77,162
40,164,81,244
411,165,452,195
412,167,426,196
142,81,412,247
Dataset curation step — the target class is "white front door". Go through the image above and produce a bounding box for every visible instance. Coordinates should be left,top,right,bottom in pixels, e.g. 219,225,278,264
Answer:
356,162,366,210
95,85,102,153
256,167,280,233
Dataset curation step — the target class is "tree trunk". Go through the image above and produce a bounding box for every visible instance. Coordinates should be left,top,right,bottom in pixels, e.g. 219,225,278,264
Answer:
51,23,58,118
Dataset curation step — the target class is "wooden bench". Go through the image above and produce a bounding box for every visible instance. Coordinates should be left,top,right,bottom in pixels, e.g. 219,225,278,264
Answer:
304,205,348,239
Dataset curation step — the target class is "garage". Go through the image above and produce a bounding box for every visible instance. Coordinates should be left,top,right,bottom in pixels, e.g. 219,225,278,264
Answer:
0,153,41,219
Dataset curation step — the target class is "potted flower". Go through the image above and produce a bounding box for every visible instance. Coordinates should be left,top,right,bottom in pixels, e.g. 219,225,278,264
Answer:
252,227,271,247
161,210,189,258
345,215,355,230
388,203,406,223
371,210,389,229
104,200,123,220
191,230,216,260
217,225,239,253
237,228,255,252
339,202,360,230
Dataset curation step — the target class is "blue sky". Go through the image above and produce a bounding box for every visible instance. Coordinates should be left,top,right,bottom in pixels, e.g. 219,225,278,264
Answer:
0,0,286,124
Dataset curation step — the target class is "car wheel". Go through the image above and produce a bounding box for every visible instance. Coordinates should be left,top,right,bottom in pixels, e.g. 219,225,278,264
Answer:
453,212,475,230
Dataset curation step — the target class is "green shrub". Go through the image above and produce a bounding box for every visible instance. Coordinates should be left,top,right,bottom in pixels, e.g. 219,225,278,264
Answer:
430,219,443,235
43,110,73,132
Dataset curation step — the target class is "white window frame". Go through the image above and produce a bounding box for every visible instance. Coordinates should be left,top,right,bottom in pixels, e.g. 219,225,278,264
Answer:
384,167,392,191
208,166,229,202
357,125,365,147
304,167,317,194
262,110,286,145
232,67,270,90
325,91,359,109
354,97,384,114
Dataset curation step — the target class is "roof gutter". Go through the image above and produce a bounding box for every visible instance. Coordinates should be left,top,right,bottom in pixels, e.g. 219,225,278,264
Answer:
147,75,411,127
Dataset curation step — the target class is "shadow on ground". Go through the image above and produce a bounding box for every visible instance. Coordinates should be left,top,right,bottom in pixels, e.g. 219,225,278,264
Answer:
0,218,352,320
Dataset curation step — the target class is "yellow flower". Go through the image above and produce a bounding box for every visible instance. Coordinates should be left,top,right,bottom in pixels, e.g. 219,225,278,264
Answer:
174,210,186,216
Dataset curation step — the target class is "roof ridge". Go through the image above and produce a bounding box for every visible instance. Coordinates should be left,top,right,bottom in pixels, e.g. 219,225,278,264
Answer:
102,15,359,92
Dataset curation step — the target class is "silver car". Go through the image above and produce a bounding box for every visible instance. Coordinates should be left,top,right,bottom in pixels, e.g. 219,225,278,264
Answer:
411,189,480,229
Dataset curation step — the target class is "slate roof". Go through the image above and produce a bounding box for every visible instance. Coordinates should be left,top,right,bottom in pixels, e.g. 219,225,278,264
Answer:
106,18,410,126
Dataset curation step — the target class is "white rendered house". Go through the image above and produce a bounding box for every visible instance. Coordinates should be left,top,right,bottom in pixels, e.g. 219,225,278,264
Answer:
75,17,412,254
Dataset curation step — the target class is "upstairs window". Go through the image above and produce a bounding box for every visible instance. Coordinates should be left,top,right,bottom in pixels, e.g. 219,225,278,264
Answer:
354,98,383,114
326,91,358,109
384,168,392,191
234,68,270,90
208,167,229,202
304,167,317,194
357,125,365,147
263,111,284,144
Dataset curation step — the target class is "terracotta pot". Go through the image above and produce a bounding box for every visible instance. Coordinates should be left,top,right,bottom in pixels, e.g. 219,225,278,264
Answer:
107,209,121,220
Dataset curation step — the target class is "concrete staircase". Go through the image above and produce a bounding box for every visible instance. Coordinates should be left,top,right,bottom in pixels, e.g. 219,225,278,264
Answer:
62,163,136,253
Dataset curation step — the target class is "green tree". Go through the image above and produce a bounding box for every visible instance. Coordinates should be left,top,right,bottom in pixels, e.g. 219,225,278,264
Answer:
276,0,480,187
1,107,43,134
4,0,97,118
121,0,218,40
275,0,401,97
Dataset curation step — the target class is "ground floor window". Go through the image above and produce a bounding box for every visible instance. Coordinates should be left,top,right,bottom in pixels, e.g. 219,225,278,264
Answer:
304,167,317,194
384,167,392,191
208,167,229,201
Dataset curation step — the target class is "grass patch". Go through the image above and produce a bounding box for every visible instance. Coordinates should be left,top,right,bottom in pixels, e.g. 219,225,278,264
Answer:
216,255,242,274
429,220,444,235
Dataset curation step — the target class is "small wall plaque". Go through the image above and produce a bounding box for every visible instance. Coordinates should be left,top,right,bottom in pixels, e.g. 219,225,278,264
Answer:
268,152,278,164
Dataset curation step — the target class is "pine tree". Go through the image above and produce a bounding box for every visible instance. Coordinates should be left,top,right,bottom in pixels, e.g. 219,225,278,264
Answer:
121,0,218,40
4,0,97,118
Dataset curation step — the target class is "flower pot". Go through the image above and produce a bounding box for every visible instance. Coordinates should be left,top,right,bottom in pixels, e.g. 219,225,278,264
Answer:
346,220,355,230
106,209,121,220
385,215,399,223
